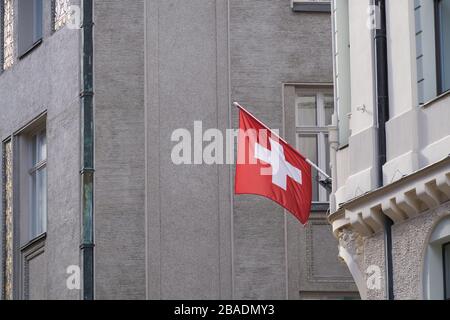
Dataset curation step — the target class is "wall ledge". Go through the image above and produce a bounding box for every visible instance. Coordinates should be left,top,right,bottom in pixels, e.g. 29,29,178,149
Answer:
330,156,450,237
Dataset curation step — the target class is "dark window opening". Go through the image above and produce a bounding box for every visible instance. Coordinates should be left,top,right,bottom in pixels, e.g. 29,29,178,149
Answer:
18,0,42,57
435,0,450,94
444,242,450,300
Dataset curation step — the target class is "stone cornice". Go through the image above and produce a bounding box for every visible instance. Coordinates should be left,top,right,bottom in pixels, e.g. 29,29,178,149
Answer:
329,156,450,237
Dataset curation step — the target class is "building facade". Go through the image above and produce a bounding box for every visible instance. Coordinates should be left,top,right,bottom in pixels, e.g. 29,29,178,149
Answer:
1,0,357,300
330,0,450,299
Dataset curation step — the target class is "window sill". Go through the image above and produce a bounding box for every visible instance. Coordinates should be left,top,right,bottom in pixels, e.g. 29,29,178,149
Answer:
421,90,450,109
292,1,331,13
18,39,43,60
311,203,330,212
20,232,47,252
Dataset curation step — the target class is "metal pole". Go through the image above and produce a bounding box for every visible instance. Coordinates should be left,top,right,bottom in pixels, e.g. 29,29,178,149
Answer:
374,0,394,300
80,0,95,301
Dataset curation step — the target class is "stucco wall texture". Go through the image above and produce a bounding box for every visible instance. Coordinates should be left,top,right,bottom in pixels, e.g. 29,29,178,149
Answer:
352,202,450,300
95,0,343,299
1,0,347,300
391,202,450,300
0,0,81,299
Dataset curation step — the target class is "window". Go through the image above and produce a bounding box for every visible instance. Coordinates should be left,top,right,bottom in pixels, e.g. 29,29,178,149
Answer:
2,0,14,70
415,0,450,103
2,140,14,300
423,216,450,300
18,0,42,57
292,0,331,12
444,242,450,300
53,0,70,31
332,0,351,145
435,0,450,94
295,88,332,203
28,130,46,239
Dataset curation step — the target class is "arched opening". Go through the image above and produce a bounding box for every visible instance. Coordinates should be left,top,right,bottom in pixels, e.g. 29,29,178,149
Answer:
423,216,450,300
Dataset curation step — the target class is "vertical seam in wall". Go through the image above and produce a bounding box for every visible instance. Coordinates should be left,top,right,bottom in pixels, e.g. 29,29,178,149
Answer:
157,0,162,300
144,0,148,300
215,0,221,300
227,0,235,300
1,139,5,300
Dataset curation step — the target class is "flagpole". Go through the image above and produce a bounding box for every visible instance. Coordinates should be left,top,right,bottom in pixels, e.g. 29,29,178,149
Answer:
305,159,331,180
233,101,332,181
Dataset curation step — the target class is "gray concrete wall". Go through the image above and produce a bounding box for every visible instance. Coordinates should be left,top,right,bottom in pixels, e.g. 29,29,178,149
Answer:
0,0,81,300
93,0,351,300
142,0,349,300
0,0,347,301
93,0,146,300
144,0,232,300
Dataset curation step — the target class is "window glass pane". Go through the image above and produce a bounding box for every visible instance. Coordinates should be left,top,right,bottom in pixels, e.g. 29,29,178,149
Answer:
438,0,450,92
32,131,46,165
324,94,334,126
18,0,42,56
30,130,47,239
324,134,331,176
323,134,331,200
36,167,47,234
31,171,37,237
297,134,319,202
296,95,317,126
33,0,43,42
31,167,47,238
37,131,47,162
444,243,450,300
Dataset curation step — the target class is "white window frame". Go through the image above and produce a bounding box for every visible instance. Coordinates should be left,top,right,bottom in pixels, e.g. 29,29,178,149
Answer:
423,216,450,300
28,129,47,240
295,88,332,203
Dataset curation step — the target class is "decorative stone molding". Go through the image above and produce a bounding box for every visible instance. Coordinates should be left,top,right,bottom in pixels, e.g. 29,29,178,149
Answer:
20,234,46,300
336,228,366,298
305,220,355,284
330,157,450,238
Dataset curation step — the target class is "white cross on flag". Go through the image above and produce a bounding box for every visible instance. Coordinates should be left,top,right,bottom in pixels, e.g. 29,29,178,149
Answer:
235,104,313,225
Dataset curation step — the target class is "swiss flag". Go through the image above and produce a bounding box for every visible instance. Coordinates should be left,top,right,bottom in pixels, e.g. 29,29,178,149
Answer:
235,104,312,225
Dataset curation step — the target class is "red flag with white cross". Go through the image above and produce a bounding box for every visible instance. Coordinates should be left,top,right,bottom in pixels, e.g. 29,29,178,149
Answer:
234,103,313,225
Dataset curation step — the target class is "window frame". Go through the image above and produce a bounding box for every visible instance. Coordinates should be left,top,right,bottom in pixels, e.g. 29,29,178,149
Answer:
443,242,450,300
434,0,450,95
28,129,47,240
17,0,43,59
14,114,47,246
292,0,331,13
295,87,333,204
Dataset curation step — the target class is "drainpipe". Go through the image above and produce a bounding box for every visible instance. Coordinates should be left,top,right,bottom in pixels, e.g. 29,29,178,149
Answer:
374,0,394,300
329,114,339,213
80,0,95,300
